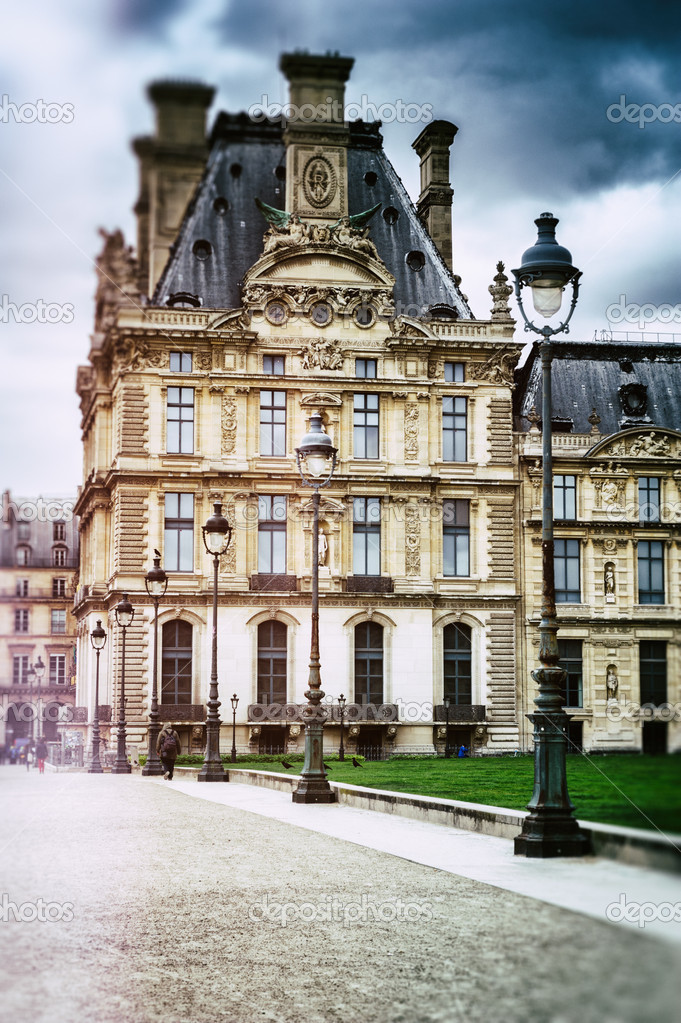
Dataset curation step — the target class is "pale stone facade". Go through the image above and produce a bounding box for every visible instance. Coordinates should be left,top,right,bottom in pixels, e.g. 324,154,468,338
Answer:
73,54,526,760
0,490,78,751
516,341,681,754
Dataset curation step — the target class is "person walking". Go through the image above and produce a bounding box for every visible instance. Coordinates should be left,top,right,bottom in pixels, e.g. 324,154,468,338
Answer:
156,723,181,780
35,739,48,774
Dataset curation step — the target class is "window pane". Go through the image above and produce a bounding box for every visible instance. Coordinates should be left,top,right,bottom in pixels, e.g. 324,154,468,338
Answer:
179,493,193,519
179,528,193,571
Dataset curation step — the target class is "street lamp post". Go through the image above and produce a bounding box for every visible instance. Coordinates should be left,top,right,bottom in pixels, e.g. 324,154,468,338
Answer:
443,695,451,759
198,502,232,782
112,593,134,775
512,212,589,858
230,694,239,764
89,620,107,774
292,412,338,804
33,657,45,751
337,693,346,762
26,664,35,770
142,553,168,777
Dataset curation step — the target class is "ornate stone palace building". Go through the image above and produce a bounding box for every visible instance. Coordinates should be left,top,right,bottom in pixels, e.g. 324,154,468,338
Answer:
516,340,681,755
73,53,524,760
0,490,79,751
73,52,679,761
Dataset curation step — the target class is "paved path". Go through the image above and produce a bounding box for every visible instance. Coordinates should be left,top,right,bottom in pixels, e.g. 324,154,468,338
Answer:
0,767,679,1023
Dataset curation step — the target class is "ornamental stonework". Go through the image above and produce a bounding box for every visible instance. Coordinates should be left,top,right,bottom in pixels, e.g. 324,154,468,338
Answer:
303,155,336,208
221,396,237,455
404,505,421,577
404,403,419,460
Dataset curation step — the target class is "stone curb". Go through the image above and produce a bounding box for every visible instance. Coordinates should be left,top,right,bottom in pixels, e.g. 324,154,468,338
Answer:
166,765,681,874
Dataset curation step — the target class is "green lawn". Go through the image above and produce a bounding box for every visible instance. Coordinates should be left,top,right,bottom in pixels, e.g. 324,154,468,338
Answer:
227,755,681,834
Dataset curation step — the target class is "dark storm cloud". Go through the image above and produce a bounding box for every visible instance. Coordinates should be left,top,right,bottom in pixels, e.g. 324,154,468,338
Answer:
112,0,187,34
210,0,680,197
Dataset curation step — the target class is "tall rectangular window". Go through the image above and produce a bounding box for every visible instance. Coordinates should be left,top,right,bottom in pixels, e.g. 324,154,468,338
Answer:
17,523,30,541
443,500,470,577
52,578,66,597
640,641,667,705
353,498,381,576
639,478,660,523
15,609,29,633
444,361,465,382
442,396,467,462
554,539,580,602
353,394,379,458
355,358,377,379
53,548,67,567
164,493,194,572
263,355,285,375
170,351,192,372
554,475,576,520
167,386,194,453
51,609,66,634
638,540,664,604
16,579,29,597
260,390,286,456
13,655,29,684
258,496,287,574
49,655,66,686
557,639,583,707
53,522,66,541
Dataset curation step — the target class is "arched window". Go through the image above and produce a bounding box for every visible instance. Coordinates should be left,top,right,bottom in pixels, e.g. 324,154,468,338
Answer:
443,623,472,704
257,621,287,704
354,622,383,705
162,621,192,704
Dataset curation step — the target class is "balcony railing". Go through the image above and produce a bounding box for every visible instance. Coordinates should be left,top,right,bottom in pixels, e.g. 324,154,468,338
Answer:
346,576,394,593
250,574,298,591
158,703,205,722
248,702,399,723
434,704,486,723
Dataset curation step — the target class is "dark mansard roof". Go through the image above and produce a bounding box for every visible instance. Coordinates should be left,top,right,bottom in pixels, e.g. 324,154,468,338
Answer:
514,339,681,434
152,114,472,319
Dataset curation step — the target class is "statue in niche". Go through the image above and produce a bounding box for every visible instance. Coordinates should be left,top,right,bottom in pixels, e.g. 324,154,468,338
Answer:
604,562,616,601
601,479,620,507
318,530,328,567
606,664,619,702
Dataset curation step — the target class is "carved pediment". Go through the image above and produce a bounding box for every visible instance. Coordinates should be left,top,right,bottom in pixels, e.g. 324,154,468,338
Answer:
300,392,343,407
243,247,395,295
588,428,681,460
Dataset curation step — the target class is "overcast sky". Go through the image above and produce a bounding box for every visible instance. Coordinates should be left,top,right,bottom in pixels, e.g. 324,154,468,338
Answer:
1,0,679,496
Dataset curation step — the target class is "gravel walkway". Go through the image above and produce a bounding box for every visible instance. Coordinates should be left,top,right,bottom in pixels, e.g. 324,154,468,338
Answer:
0,767,678,1023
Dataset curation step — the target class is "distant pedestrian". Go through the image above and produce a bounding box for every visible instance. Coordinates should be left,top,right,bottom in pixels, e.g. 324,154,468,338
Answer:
35,740,48,774
156,723,181,780
9,746,17,765
457,745,467,758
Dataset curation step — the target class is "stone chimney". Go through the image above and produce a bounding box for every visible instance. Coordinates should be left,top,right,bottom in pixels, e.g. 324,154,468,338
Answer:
132,80,215,296
279,52,354,221
411,120,458,270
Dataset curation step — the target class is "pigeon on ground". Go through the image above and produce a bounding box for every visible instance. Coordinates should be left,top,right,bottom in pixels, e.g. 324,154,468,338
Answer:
281,760,294,769
323,762,332,771
351,757,363,768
